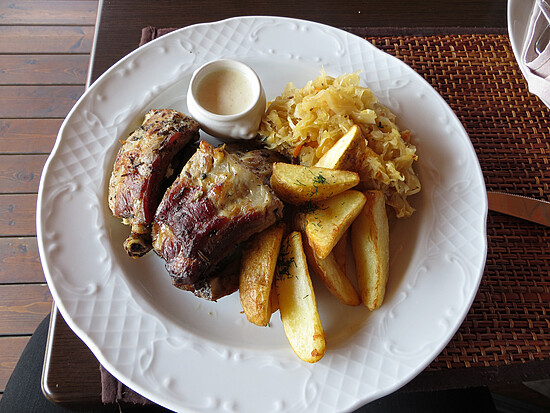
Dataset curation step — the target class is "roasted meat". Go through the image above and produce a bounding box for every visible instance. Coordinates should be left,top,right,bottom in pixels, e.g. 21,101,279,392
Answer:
152,141,284,300
225,142,288,186
108,109,199,257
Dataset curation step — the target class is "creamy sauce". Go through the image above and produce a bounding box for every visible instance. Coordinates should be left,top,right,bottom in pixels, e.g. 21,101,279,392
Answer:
196,68,254,115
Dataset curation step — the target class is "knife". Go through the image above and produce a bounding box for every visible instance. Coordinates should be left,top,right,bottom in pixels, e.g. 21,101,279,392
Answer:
487,192,550,227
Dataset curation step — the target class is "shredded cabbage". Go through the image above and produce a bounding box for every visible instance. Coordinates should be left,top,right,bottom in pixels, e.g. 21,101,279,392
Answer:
258,71,421,218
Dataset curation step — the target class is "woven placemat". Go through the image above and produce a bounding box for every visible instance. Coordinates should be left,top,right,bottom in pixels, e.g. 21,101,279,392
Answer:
138,29,550,370
372,34,550,371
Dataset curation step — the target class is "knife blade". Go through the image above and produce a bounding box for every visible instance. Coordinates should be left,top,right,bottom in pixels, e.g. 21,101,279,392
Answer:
487,192,550,227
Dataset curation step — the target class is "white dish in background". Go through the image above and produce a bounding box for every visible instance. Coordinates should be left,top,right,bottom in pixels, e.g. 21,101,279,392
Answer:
37,16,487,413
508,0,550,108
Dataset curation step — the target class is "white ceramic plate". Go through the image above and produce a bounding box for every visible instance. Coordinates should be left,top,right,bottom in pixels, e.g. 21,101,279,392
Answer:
508,0,550,108
37,16,487,413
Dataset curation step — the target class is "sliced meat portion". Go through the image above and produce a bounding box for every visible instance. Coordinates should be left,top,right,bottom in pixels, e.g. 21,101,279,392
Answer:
108,109,200,257
152,141,284,300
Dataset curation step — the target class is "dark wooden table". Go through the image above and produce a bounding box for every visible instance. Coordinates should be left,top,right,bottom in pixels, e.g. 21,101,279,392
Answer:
88,0,507,82
41,0,550,410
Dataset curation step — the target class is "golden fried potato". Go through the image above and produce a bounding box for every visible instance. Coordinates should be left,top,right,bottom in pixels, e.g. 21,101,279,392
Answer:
275,231,326,363
314,125,367,172
296,190,366,259
270,163,359,205
239,223,285,326
351,190,389,311
303,238,360,306
333,229,348,273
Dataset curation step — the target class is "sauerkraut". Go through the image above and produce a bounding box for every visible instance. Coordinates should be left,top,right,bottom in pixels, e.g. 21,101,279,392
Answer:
258,71,421,218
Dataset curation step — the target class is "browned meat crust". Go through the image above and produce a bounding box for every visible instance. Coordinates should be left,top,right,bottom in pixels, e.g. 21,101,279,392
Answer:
152,141,284,300
225,142,288,187
108,109,199,257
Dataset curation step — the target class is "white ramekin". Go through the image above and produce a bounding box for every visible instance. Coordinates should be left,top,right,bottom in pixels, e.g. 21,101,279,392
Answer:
186,59,266,140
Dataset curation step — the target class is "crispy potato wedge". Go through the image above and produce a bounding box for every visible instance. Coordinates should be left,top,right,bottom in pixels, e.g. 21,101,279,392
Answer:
270,163,359,205
314,125,367,172
276,231,326,363
296,190,366,259
303,238,360,306
351,190,389,311
239,223,285,326
333,229,348,273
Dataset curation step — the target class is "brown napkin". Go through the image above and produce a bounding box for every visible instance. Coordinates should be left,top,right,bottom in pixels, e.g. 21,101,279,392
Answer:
140,26,177,46
99,364,150,405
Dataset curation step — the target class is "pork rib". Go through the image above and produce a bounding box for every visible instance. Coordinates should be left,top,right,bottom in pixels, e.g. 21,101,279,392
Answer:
152,141,284,300
108,109,199,257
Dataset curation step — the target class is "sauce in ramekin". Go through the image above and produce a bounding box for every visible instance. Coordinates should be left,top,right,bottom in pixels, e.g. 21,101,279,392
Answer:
196,68,254,116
